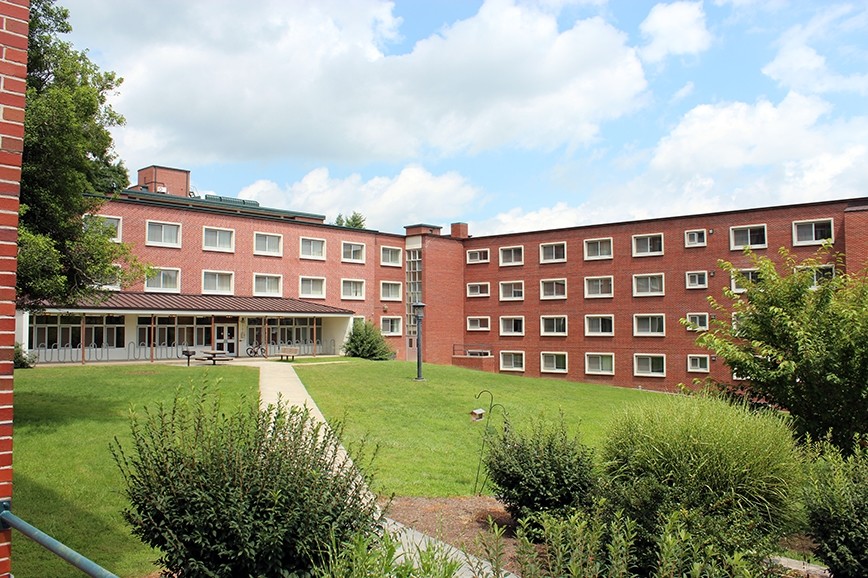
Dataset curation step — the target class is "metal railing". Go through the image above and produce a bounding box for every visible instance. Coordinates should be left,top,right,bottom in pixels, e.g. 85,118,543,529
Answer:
452,343,493,357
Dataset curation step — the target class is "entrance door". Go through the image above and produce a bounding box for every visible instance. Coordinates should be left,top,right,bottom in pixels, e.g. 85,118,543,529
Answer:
215,324,236,355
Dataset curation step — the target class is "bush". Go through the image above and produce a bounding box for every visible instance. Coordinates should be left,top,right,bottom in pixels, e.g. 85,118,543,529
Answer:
344,320,394,360
113,388,382,577
601,395,803,574
13,342,37,369
805,440,868,578
484,415,596,522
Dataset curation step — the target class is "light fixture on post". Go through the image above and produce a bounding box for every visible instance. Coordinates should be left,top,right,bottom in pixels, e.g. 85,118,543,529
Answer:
412,302,426,381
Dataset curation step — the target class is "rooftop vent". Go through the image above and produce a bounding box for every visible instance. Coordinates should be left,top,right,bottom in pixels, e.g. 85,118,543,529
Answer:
204,194,260,207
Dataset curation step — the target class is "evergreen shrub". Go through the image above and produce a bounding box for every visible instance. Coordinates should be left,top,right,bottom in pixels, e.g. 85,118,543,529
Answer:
343,320,394,360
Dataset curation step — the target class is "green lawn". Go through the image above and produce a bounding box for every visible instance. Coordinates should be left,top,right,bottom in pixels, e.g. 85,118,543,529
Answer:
298,359,663,497
12,364,259,578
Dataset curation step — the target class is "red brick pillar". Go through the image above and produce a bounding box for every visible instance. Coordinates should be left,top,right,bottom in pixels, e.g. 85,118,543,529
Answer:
0,1,27,576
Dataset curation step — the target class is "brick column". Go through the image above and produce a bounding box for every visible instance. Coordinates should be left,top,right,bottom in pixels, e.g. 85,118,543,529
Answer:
0,1,27,576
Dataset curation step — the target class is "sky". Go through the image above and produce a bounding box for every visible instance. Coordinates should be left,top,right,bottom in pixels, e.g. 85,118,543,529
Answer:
63,0,868,236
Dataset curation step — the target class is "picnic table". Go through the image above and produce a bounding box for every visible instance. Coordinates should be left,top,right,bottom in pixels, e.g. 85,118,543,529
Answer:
195,350,234,365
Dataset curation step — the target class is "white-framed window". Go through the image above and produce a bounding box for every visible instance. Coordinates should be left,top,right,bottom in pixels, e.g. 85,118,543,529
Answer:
731,269,760,293
633,233,664,257
467,282,491,297
793,219,833,246
540,315,568,336
685,270,708,289
634,314,665,336
633,273,665,296
540,242,567,264
203,270,233,295
585,352,614,375
466,249,490,264
684,229,707,247
687,354,710,373
634,354,666,377
541,352,568,373
380,281,402,301
499,316,525,336
381,246,402,267
300,276,326,298
730,224,767,250
341,241,366,263
146,220,181,247
807,265,835,288
253,273,282,296
300,237,326,260
585,276,614,298
686,312,709,331
585,314,614,336
202,226,234,252
145,267,180,293
499,246,524,266
97,215,122,242
500,351,524,371
584,237,613,260
254,232,283,256
499,281,524,301
540,278,567,300
381,316,402,336
467,317,491,331
341,279,365,300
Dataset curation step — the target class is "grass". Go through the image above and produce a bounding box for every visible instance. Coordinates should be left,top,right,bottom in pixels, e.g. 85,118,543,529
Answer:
297,359,663,497
12,364,259,578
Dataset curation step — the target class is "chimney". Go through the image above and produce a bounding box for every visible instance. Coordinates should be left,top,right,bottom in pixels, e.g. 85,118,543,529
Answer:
450,222,469,239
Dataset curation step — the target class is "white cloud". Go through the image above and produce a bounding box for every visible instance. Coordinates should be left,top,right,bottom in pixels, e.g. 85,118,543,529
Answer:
671,81,695,102
639,2,712,64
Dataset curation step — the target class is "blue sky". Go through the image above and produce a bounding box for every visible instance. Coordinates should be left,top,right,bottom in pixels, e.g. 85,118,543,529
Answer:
64,1,868,235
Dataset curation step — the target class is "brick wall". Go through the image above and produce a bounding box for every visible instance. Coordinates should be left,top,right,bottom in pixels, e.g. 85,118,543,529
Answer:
0,1,26,575
419,234,465,365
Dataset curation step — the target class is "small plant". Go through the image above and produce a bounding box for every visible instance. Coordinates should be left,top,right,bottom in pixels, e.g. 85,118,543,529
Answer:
343,320,394,360
13,342,37,369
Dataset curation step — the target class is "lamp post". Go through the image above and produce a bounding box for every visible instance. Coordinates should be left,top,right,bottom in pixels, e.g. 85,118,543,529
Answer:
412,302,426,381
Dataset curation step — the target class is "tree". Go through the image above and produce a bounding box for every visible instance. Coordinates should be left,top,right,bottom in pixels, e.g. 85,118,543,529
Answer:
693,247,868,451
334,211,366,229
18,0,145,310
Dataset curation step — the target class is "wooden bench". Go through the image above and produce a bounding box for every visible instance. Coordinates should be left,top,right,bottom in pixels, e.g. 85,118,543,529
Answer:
278,346,300,361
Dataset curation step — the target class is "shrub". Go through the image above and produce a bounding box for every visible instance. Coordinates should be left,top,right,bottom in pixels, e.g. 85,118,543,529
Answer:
113,388,382,577
484,415,596,522
804,440,868,578
344,320,394,360
601,395,803,574
13,342,37,369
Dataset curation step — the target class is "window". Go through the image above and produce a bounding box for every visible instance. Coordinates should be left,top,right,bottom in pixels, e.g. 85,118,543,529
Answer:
467,317,491,331
540,242,566,263
300,277,325,298
300,237,326,260
584,237,613,260
633,273,665,296
466,249,490,264
684,229,706,247
585,315,614,336
499,316,525,336
540,278,567,300
381,246,402,266
341,242,365,263
731,269,760,293
633,233,664,256
97,215,122,242
253,274,282,296
144,268,180,292
687,354,710,373
586,353,614,375
685,271,708,289
499,246,524,266
467,282,490,297
634,314,665,336
500,351,524,371
807,265,835,288
202,226,234,252
203,271,233,295
341,279,365,300
793,219,833,246
255,232,283,256
634,354,666,377
540,316,568,336
499,281,524,301
97,265,122,291
381,281,402,301
541,352,568,373
381,317,402,336
585,276,614,298
730,224,767,250
686,312,709,331
146,221,181,247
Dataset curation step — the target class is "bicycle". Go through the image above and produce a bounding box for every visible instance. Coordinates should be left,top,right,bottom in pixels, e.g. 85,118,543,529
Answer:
246,343,268,357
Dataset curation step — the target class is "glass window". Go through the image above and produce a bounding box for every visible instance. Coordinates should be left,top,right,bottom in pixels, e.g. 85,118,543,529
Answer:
540,279,567,299
500,351,524,371
381,317,402,336
341,279,365,300
467,317,490,331
684,229,706,247
300,277,325,298
541,352,568,373
145,268,180,292
203,271,233,294
499,316,524,336
466,249,490,264
254,232,282,256
585,276,614,298
300,237,326,259
586,353,614,375
499,246,524,266
633,233,664,256
634,354,666,377
730,224,767,250
381,246,402,266
540,316,567,336
634,314,665,336
253,274,281,296
540,242,566,263
203,227,234,252
686,312,709,331
793,219,833,246
341,242,366,263
381,281,402,301
686,271,708,289
584,237,612,260
146,221,181,247
467,282,490,297
585,315,614,336
499,281,524,301
633,274,665,296
688,354,710,373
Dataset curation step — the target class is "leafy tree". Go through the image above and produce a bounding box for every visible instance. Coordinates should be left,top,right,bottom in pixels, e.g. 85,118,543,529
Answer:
343,320,393,360
18,0,145,310
693,247,868,451
335,211,366,229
